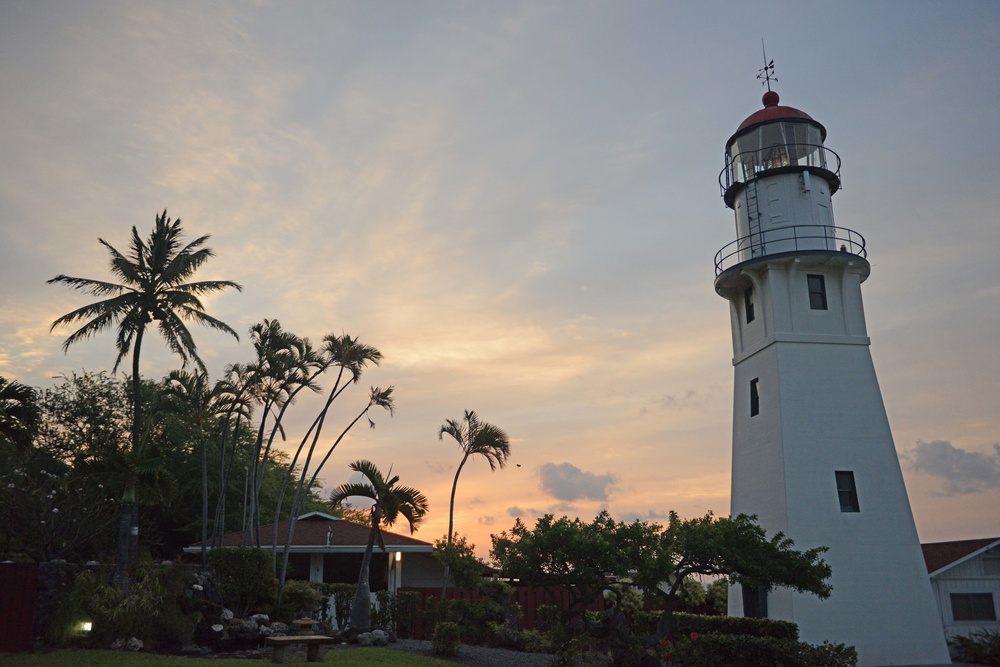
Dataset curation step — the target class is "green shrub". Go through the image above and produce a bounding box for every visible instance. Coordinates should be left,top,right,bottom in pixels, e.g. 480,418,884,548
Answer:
672,633,856,667
672,611,799,640
800,640,858,667
432,621,461,656
312,583,354,628
279,579,322,621
373,590,420,638
950,629,1000,667
207,547,275,617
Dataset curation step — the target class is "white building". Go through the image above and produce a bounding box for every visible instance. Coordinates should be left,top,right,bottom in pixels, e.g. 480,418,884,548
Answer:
715,89,951,667
923,537,1000,640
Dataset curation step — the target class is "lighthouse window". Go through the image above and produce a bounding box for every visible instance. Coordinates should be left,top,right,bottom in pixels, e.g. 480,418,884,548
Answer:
950,593,997,622
744,287,755,323
750,378,760,416
835,471,860,512
807,274,828,310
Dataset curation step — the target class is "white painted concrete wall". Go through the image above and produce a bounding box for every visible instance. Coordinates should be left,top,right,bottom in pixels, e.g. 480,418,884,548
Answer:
724,257,951,667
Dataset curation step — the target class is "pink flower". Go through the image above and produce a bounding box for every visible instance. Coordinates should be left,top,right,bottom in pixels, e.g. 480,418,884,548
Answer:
690,632,699,641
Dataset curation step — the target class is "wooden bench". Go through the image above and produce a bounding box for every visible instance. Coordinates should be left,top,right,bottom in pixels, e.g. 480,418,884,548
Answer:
264,635,336,664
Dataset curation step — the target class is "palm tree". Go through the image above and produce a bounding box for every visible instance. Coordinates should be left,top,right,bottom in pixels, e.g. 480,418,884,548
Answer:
329,460,429,633
162,369,225,567
0,376,41,453
439,410,510,545
48,209,241,588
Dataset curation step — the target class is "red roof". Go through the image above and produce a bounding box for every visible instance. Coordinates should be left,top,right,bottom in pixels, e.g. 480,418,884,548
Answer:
736,91,815,133
191,512,433,551
921,537,1000,574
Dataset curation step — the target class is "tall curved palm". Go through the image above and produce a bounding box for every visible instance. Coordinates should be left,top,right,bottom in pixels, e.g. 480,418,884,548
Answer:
329,460,429,633
0,376,41,453
439,410,510,545
48,210,241,588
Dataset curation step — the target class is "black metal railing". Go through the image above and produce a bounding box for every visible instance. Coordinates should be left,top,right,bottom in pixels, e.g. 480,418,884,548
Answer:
719,144,842,197
714,224,866,276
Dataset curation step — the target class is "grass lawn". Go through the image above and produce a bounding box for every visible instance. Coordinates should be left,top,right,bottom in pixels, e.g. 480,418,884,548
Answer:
0,648,458,666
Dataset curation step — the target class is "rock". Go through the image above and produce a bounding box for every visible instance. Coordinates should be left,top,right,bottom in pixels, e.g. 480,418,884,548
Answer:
221,608,234,621
192,583,203,591
258,625,274,637
125,637,144,652
250,613,270,624
212,624,224,633
357,632,373,647
110,638,124,650
270,622,289,635
371,629,389,646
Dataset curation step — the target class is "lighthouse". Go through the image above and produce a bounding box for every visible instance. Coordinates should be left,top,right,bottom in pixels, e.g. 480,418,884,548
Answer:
715,88,951,666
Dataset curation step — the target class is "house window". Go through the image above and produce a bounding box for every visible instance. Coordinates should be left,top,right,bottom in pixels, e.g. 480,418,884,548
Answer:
750,378,759,417
807,274,827,310
744,287,755,323
835,471,860,512
742,582,769,618
951,593,997,622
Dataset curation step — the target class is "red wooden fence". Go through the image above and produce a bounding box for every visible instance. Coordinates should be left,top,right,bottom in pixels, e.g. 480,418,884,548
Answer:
0,562,39,653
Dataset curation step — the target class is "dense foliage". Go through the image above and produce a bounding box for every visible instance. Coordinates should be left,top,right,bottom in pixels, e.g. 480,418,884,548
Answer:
490,510,834,667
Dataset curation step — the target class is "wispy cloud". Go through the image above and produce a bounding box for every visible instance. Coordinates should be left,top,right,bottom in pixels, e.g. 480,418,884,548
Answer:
539,461,616,502
902,440,1000,495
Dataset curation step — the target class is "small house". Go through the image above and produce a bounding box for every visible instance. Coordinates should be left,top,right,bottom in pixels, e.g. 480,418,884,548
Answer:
185,512,445,592
922,537,1000,639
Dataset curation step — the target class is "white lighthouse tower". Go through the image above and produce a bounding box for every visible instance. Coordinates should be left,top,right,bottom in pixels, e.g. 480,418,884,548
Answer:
715,86,951,667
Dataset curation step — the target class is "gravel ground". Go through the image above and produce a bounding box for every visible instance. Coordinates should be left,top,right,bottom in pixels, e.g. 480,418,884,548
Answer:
384,639,556,667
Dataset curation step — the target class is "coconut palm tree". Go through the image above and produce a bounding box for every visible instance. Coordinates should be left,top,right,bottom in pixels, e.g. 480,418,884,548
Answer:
329,460,429,633
0,376,41,453
48,209,241,588
439,410,510,545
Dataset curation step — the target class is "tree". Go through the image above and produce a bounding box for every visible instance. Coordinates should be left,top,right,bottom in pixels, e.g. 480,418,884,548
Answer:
329,460,429,633
162,369,225,567
274,333,392,599
631,511,832,639
0,376,41,453
439,410,510,546
433,534,486,592
48,210,241,588
491,511,832,666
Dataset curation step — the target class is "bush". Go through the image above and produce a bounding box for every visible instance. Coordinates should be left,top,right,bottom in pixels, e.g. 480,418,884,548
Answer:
672,611,799,640
373,590,420,638
279,579,322,621
313,583,355,628
671,633,856,667
432,621,461,656
950,629,1000,667
207,547,275,617
424,597,507,646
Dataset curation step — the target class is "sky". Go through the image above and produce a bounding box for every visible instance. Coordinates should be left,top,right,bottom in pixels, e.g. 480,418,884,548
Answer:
1,1,998,558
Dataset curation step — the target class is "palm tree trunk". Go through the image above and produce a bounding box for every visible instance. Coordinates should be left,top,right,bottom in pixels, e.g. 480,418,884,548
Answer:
114,325,145,590
441,453,469,597
349,518,378,632
200,429,208,568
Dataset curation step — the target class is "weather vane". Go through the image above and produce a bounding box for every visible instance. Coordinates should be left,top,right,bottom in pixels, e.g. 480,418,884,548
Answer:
757,40,777,91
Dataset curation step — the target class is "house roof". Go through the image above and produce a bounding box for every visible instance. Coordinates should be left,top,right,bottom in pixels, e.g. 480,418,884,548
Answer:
921,537,1000,576
184,513,434,554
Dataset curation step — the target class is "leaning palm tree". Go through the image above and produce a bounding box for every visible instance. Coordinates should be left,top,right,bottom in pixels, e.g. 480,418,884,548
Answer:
329,460,429,634
439,410,510,545
48,209,241,589
0,376,41,453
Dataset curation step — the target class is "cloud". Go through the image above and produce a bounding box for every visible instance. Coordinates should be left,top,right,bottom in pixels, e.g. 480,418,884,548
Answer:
539,462,615,502
903,440,1000,495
